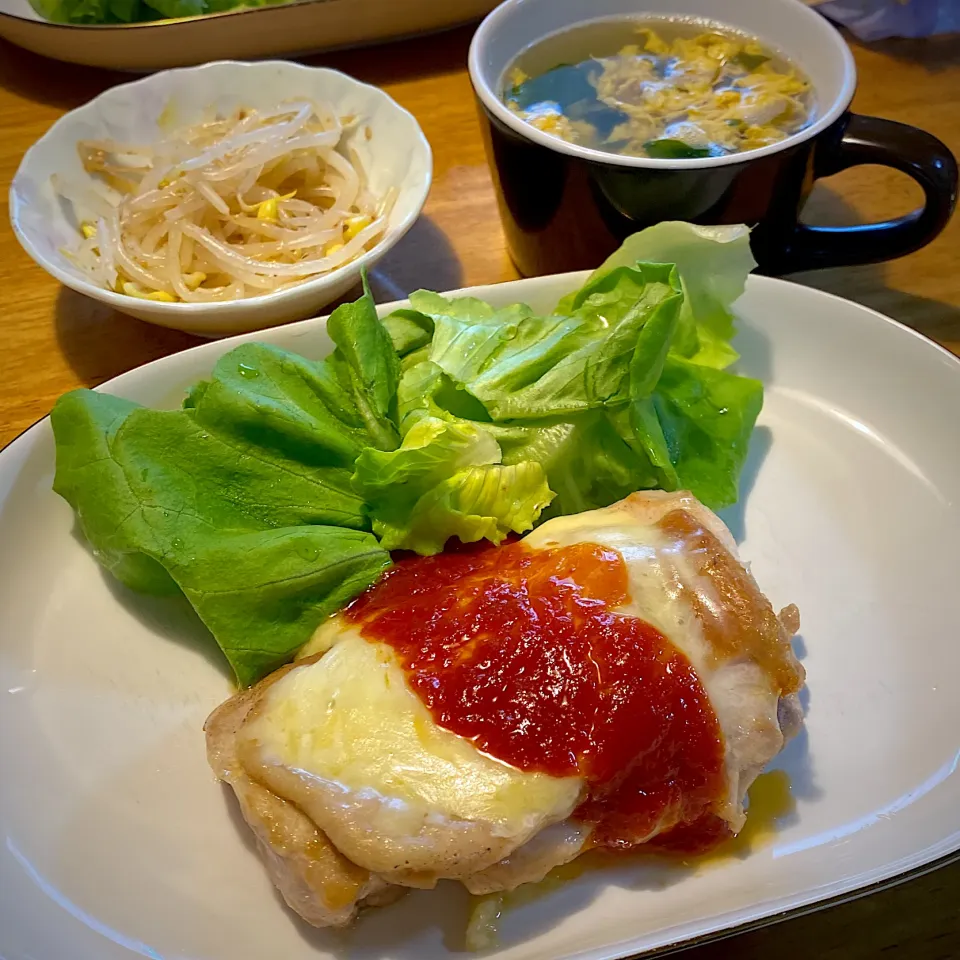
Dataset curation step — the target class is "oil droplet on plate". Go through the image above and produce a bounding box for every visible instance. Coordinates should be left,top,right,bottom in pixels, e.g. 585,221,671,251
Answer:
680,770,795,870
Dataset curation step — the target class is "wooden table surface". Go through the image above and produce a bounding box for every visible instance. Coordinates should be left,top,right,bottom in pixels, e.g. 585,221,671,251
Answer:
1,22,959,960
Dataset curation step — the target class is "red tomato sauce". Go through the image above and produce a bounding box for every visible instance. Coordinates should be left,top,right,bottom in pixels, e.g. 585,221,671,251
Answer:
346,539,727,851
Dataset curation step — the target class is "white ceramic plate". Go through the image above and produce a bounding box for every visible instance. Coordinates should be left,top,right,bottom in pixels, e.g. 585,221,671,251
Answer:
1,274,959,960
9,61,432,337
0,0,498,71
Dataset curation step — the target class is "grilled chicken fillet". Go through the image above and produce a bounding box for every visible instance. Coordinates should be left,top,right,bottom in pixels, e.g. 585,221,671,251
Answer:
205,491,804,925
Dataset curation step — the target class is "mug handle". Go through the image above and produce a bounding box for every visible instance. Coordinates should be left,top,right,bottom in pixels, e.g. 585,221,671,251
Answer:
779,113,958,273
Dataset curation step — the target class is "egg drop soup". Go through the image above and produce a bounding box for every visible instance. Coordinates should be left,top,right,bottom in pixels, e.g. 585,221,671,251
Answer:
503,17,815,160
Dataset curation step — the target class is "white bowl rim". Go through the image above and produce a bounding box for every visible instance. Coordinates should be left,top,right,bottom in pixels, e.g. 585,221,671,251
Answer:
467,1,858,171
8,58,434,319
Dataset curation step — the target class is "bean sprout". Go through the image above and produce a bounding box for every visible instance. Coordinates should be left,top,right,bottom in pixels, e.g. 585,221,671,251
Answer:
56,102,393,304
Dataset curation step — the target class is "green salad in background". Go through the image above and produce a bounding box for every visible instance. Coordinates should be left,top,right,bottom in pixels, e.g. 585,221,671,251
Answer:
30,0,282,25
52,222,762,687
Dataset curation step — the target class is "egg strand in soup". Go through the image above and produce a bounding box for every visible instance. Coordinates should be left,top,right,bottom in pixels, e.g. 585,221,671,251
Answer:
505,22,814,160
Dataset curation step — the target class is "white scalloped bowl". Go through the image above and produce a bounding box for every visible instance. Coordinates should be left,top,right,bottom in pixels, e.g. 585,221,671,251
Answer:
9,60,433,338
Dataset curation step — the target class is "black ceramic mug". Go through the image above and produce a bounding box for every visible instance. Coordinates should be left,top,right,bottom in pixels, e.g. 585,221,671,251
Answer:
468,0,958,277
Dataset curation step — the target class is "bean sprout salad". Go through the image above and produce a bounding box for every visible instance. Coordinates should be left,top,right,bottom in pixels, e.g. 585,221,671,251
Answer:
54,101,394,303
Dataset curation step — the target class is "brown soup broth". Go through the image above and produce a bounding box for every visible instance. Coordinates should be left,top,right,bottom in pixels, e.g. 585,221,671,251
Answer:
502,16,816,160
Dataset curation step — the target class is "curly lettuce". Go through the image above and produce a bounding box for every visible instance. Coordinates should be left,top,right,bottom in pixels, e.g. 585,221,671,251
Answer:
369,223,761,545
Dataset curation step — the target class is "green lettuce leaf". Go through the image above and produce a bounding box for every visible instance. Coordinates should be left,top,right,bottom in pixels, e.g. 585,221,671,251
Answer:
559,222,756,368
107,0,144,18
324,274,401,451
352,414,553,554
391,360,658,520
29,0,284,23
168,527,389,686
623,356,764,509
51,285,397,686
141,0,204,17
494,412,660,518
29,0,113,21
382,307,435,359
395,462,553,556
413,265,683,419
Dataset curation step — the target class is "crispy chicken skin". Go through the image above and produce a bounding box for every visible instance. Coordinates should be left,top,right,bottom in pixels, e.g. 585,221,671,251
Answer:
205,490,804,924
204,659,403,926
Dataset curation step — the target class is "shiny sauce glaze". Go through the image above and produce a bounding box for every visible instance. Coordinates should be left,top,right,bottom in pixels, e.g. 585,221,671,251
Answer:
346,535,728,851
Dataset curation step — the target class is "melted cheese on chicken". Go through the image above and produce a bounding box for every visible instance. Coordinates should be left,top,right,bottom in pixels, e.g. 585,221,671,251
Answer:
236,630,582,885
241,632,581,832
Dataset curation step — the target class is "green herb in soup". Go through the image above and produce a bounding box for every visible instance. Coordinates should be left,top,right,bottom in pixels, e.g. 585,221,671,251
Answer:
505,22,814,160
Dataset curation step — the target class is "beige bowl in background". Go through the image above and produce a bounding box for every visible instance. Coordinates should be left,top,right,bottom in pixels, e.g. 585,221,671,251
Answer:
9,60,433,338
0,0,499,71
